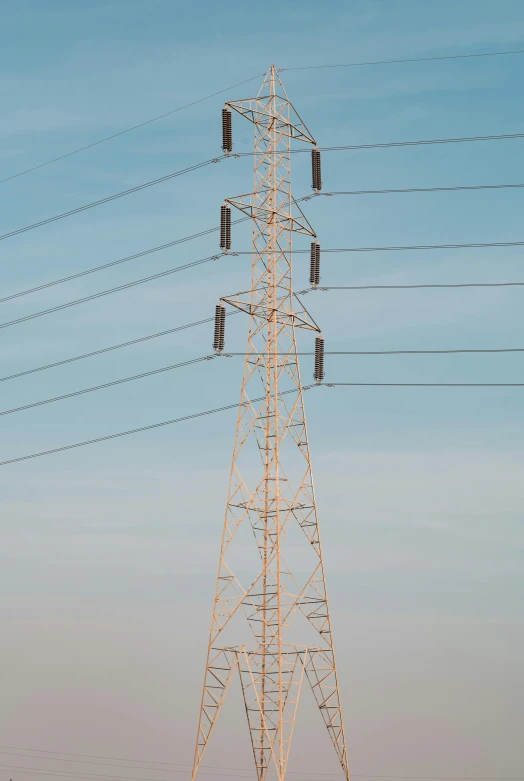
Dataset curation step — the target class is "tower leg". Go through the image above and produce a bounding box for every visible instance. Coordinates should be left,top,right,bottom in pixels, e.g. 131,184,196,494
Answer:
305,649,350,779
191,647,238,778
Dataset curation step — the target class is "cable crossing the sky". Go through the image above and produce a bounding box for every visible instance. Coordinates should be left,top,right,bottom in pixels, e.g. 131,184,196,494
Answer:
298,282,524,292
0,744,521,781
280,47,524,71
2,145,523,245
0,253,227,330
2,51,521,187
234,131,524,156
0,355,214,419
6,222,524,308
2,382,524,468
0,73,265,186
0,158,226,243
0,315,227,383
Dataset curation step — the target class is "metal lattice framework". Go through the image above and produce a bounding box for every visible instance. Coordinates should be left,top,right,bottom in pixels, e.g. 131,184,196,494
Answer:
191,66,349,781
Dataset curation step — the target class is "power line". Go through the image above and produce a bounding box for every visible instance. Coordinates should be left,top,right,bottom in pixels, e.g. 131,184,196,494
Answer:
3,380,524,468
4,242,523,333
224,349,524,355
3,207,522,310
3,233,522,312
3,82,519,192
0,763,177,780
0,158,224,244
0,759,521,781
0,746,183,767
0,157,323,247
0,314,227,383
0,762,243,781
0,73,264,186
2,166,522,250
0,757,521,781
281,48,524,71
0,355,213,419
312,183,524,198
10,234,513,328
1,312,515,388
0,758,261,781
300,282,524,291
0,158,229,244
5,132,518,251
0,752,178,772
3,129,521,250
234,132,524,156
315,132,524,152
0,748,293,777
323,383,524,387
0,253,225,331
284,240,524,254
0,229,222,304
3,134,523,299
1,214,250,304
2,230,517,316
1,58,520,193
0,386,314,468
3,51,522,185
0,749,520,781
0,329,518,389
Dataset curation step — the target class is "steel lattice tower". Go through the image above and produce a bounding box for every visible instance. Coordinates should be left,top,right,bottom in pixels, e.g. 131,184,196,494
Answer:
192,66,349,781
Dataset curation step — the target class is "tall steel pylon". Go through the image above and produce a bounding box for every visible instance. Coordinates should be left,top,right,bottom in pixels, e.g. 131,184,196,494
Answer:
192,66,349,781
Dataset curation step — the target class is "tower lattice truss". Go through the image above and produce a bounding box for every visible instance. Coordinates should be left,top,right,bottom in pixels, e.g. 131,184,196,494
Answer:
192,66,349,781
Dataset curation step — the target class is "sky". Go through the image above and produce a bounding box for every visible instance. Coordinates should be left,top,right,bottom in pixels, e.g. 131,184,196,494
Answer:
0,1,523,780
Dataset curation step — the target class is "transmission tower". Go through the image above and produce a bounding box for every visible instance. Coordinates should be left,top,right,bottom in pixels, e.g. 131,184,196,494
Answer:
192,66,349,781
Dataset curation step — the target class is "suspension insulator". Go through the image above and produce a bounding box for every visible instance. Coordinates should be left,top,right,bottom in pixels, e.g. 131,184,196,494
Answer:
219,304,226,345
220,206,226,248
309,242,317,286
222,108,233,153
225,206,231,249
220,205,231,250
213,304,226,352
315,242,321,285
314,336,325,383
310,242,321,287
312,147,322,191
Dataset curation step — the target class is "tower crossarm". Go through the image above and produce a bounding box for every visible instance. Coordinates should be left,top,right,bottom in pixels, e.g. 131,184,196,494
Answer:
221,290,321,332
226,96,316,146
225,193,317,237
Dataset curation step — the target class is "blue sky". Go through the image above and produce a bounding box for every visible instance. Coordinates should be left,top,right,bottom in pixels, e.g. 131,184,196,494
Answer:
0,0,523,779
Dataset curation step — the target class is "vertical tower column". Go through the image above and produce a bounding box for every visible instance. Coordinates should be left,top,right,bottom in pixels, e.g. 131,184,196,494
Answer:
254,63,288,776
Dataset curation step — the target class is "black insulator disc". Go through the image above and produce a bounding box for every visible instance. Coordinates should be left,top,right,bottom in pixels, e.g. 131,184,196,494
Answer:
310,242,317,285
224,207,232,250
222,108,233,152
314,336,325,381
213,304,226,351
220,205,230,249
314,242,321,285
312,148,322,191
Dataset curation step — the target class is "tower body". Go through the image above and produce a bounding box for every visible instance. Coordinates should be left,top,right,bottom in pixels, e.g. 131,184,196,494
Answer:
192,67,349,781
